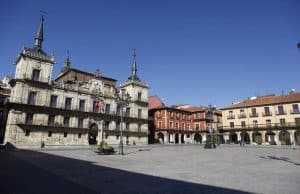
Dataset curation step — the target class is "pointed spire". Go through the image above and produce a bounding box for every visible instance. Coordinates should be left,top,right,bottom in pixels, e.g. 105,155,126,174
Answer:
34,15,44,50
61,50,71,73
129,49,139,81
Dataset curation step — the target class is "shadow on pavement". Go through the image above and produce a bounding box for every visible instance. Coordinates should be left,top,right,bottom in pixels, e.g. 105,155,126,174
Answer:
0,147,252,194
259,155,300,166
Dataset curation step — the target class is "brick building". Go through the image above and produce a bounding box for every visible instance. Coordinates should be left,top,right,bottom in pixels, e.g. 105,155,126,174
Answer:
148,96,222,144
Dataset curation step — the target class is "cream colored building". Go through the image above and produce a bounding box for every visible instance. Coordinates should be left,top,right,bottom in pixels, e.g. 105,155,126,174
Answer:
3,17,149,148
221,93,300,145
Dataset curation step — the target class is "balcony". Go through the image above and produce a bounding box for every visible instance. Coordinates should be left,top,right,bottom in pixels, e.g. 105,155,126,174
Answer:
290,109,300,114
276,110,286,115
249,113,258,118
262,112,272,117
219,122,300,131
227,115,235,120
238,114,247,119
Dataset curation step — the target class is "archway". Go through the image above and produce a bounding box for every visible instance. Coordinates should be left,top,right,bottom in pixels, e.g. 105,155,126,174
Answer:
175,133,179,144
279,130,291,145
252,132,262,145
265,131,276,145
194,133,202,143
181,134,185,144
88,123,98,145
157,132,164,144
295,131,300,145
229,132,238,144
241,131,250,144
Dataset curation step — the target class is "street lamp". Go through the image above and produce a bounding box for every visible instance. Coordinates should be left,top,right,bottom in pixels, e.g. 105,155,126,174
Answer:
116,88,131,155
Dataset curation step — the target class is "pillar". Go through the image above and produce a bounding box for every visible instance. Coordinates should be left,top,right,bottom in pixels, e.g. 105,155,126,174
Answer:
261,131,266,144
202,133,207,143
289,130,295,146
237,132,241,141
249,131,253,144
275,131,280,145
223,133,229,144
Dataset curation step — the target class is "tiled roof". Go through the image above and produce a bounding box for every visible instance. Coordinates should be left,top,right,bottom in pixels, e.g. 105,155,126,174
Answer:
222,92,300,110
148,96,164,110
0,87,11,95
183,106,207,112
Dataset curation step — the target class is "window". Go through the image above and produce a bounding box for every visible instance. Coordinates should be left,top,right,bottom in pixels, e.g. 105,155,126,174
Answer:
195,123,200,130
50,95,57,108
116,122,120,130
253,120,258,127
125,123,130,131
175,123,179,129
229,111,233,116
266,119,271,127
241,121,246,127
25,130,30,136
63,117,70,127
264,107,270,116
78,118,84,128
64,132,68,137
182,123,185,129
125,107,130,117
65,98,72,110
104,121,110,130
251,108,257,117
116,135,119,140
48,115,55,126
78,133,81,138
169,122,173,128
93,101,100,113
157,110,162,118
182,114,186,120
176,113,180,119
239,109,246,118
48,131,52,137
79,100,85,111
277,105,285,115
138,109,142,119
138,92,142,101
195,112,200,119
187,123,190,129
292,104,299,113
170,112,174,118
138,124,141,132
27,92,37,105
230,122,234,128
187,114,191,120
116,105,121,116
105,104,110,114
26,113,34,124
280,118,286,126
295,118,300,126
158,122,162,128
32,69,40,81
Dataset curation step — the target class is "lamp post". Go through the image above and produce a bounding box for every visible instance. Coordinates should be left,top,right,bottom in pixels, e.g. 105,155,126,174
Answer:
116,88,131,155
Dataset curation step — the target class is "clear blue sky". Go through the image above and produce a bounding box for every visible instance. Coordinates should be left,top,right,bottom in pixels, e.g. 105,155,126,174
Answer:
0,0,299,108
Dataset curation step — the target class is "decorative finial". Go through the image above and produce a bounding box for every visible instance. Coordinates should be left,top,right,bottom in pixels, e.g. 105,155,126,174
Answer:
130,48,139,81
95,68,101,78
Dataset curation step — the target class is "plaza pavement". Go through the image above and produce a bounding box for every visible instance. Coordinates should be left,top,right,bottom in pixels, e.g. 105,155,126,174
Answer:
1,144,299,194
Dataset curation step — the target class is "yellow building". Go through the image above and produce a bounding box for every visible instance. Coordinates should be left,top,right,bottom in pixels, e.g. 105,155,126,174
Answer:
220,93,300,145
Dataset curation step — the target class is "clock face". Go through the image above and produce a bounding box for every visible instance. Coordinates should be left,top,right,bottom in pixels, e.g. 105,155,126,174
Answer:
90,79,103,93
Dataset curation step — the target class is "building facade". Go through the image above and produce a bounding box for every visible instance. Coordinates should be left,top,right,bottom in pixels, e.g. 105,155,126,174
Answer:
3,17,149,147
148,97,222,144
220,93,300,145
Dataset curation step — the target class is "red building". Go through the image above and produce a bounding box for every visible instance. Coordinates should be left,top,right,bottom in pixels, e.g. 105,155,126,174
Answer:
148,96,222,144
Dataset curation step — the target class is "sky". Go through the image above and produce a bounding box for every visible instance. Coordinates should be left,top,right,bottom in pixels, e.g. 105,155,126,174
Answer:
0,0,299,108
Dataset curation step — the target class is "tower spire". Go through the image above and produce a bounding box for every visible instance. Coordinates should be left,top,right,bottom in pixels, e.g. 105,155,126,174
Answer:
34,15,44,50
130,49,139,81
61,50,71,73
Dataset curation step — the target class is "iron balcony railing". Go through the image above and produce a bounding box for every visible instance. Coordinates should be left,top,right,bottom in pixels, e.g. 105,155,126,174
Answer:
276,110,286,115
238,113,247,119
227,115,235,119
219,122,300,130
249,113,259,118
290,109,300,114
262,112,272,117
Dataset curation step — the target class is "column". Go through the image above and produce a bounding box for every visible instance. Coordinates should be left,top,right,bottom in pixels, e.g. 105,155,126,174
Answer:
261,131,266,144
237,132,241,142
275,131,280,145
249,131,253,144
202,133,207,143
223,133,229,144
289,130,295,146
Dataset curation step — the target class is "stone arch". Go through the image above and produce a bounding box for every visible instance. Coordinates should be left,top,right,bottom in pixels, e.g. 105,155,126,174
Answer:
175,133,179,144
157,132,164,144
252,132,262,145
194,133,202,143
265,131,276,145
295,131,300,145
241,131,250,144
88,123,98,145
229,132,238,144
279,130,291,145
181,134,185,144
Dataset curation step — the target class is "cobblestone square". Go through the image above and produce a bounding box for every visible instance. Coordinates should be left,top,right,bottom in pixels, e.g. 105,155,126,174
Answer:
2,145,300,194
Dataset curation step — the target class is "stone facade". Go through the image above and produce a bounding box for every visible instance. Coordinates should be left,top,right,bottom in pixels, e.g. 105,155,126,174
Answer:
3,17,149,148
220,93,300,145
